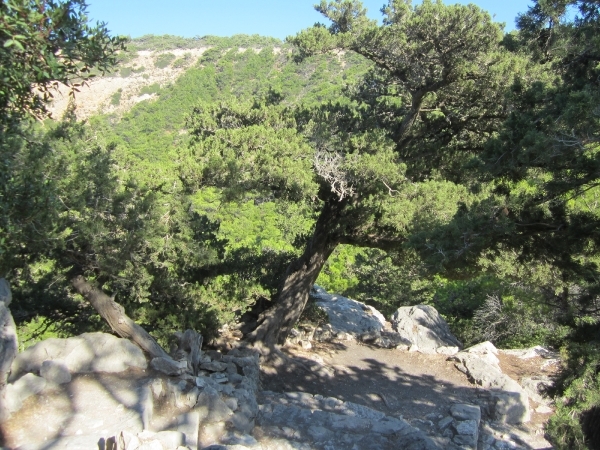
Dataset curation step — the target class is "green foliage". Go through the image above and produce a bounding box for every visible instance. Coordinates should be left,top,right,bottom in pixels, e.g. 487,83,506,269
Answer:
547,339,600,450
120,67,133,77
298,296,329,327
128,34,282,52
0,0,126,125
172,53,192,68
139,83,161,96
154,52,176,69
110,89,122,106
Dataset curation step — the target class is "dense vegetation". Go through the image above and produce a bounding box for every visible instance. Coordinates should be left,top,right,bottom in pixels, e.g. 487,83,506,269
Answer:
1,0,599,448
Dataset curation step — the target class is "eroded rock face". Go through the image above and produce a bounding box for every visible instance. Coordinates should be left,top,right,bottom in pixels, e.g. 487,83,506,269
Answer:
10,332,147,380
391,305,462,355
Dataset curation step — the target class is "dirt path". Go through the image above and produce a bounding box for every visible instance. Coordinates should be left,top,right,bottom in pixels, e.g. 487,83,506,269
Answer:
262,341,481,421
261,340,557,448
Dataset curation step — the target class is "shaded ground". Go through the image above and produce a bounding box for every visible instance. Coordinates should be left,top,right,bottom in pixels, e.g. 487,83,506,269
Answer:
261,340,556,448
262,341,480,421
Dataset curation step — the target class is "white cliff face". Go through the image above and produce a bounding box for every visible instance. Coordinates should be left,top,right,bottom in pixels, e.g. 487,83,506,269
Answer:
47,48,209,120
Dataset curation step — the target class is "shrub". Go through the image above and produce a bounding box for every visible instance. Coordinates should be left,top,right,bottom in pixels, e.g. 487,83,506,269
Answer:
154,52,176,69
110,89,122,106
139,83,160,96
119,67,133,77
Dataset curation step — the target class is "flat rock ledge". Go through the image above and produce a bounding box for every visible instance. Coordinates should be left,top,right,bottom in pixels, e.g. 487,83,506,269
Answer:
256,390,440,450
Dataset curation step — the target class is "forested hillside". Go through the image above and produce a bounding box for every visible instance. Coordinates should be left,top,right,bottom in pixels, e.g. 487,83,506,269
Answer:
1,0,599,448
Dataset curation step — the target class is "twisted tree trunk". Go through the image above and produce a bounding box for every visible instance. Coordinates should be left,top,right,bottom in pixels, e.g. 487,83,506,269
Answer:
71,275,170,359
248,201,341,348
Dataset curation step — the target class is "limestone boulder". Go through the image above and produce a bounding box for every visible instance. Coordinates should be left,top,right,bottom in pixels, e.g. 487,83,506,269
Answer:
451,352,530,424
10,332,147,380
390,305,462,354
310,285,386,338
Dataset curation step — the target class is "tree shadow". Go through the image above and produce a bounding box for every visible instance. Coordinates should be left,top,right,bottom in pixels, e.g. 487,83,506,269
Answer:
260,342,540,449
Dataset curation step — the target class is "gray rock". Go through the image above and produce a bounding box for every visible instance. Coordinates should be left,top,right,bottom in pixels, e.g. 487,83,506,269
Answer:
196,387,234,422
307,425,333,441
40,360,71,385
311,285,386,338
438,416,454,430
371,417,410,435
450,404,481,422
520,376,553,405
0,279,11,306
455,419,478,437
391,305,462,354
177,411,200,450
151,356,187,376
201,361,228,372
450,352,530,424
0,302,18,388
150,378,164,399
462,341,500,367
227,411,254,433
10,332,147,380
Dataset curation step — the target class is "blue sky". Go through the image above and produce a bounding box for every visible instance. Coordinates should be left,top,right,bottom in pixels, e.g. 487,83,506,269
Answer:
86,1,535,40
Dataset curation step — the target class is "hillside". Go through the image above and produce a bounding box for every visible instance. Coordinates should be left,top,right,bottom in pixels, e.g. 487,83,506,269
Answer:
2,1,600,447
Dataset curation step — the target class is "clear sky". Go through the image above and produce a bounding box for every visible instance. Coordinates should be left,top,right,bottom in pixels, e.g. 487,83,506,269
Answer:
86,1,535,41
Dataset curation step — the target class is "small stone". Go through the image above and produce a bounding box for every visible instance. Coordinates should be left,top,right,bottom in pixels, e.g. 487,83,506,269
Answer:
210,372,228,383
438,416,454,430
200,361,228,372
151,357,187,376
227,373,244,384
224,396,238,411
455,419,478,437
450,404,481,422
300,340,312,350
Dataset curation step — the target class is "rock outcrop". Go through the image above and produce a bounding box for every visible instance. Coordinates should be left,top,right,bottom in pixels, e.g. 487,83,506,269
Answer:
391,305,462,355
450,343,531,424
256,390,440,450
0,278,18,422
311,285,386,337
9,332,148,381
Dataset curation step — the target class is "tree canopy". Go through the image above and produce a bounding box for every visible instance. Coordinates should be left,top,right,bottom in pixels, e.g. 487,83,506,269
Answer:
182,0,525,346
0,0,125,126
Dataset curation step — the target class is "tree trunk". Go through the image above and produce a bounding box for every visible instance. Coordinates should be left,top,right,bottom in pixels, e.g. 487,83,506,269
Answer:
71,275,170,360
248,201,341,348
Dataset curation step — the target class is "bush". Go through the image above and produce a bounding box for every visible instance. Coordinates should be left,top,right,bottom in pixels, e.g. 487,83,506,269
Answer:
173,53,192,68
547,339,600,450
139,83,160,96
120,67,133,77
110,89,122,106
154,52,176,69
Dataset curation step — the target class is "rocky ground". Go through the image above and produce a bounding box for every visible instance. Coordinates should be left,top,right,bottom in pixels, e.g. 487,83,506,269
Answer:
0,287,560,449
